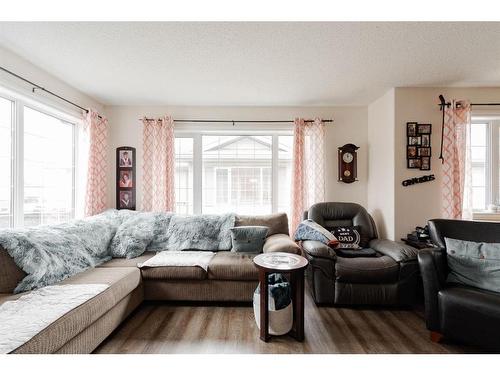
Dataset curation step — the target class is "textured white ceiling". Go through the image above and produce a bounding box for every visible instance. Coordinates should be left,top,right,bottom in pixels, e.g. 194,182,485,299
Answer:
0,22,499,106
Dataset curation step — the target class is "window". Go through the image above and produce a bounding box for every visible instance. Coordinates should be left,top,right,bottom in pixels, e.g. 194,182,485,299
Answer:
174,137,194,214
470,118,500,211
23,107,75,226
174,133,293,215
0,96,13,228
0,88,79,228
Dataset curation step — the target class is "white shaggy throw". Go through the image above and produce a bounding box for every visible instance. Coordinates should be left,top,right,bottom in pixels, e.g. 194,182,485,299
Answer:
0,284,108,353
138,251,215,271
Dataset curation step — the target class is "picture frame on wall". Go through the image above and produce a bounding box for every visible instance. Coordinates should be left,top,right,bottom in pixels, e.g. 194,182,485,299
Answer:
417,124,432,134
116,146,136,210
406,122,432,171
408,136,421,146
407,122,418,136
418,147,431,157
421,157,431,171
421,134,430,147
407,158,421,169
407,146,417,158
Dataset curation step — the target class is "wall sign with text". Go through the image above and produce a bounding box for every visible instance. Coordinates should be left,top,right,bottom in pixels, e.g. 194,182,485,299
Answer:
402,174,435,187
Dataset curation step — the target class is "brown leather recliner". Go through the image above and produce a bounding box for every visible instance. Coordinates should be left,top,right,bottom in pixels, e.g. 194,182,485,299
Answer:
300,202,420,306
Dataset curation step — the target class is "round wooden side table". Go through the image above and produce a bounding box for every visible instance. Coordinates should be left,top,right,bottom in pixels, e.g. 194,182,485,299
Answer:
253,252,308,342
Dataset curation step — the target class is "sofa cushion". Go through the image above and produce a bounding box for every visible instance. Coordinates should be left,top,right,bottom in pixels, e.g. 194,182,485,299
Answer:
9,267,141,354
335,255,399,283
97,252,155,268
208,252,258,281
439,285,500,348
369,239,419,262
140,266,206,280
235,213,289,236
0,247,26,294
333,247,377,258
263,234,301,254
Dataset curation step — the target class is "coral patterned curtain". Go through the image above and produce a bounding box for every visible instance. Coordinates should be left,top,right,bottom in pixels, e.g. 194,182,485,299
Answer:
290,118,326,234
84,109,109,217
441,100,472,219
141,115,175,212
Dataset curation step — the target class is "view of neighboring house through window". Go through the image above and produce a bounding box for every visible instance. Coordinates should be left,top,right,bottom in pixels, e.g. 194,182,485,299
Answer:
0,96,13,228
174,133,293,216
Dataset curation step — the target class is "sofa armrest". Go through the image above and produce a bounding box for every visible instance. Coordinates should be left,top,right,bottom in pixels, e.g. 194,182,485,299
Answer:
369,239,419,262
301,240,336,260
263,234,301,255
418,249,445,331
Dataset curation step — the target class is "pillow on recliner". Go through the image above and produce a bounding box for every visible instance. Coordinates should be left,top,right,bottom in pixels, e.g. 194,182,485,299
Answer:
327,226,376,257
330,226,369,249
445,237,500,293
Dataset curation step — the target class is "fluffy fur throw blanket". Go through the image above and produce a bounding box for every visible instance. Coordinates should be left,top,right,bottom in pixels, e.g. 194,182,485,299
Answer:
163,213,235,251
0,210,123,293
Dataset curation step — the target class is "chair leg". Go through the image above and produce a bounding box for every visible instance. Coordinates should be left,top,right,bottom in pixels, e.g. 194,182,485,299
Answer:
430,331,443,343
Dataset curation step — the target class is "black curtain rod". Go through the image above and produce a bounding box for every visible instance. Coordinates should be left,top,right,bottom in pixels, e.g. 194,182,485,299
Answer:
437,94,500,163
139,118,334,124
0,65,101,118
438,95,500,109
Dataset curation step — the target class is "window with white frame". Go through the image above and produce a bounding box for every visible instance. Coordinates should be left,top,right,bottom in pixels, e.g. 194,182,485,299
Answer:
0,96,13,228
174,132,293,216
470,117,500,211
0,90,79,228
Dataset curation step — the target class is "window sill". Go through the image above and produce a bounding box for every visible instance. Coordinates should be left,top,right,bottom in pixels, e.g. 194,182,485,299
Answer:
472,212,500,222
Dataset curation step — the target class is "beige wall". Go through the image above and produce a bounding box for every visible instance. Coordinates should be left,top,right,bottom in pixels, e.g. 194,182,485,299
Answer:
105,105,368,210
368,86,500,240
0,46,104,114
367,89,395,239
393,87,500,240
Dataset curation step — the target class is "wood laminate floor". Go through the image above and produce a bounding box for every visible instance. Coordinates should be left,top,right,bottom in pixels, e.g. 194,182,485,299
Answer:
95,288,478,354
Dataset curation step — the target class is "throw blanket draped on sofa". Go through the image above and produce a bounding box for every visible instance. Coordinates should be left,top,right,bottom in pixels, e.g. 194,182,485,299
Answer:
0,210,123,293
164,213,235,251
0,284,109,353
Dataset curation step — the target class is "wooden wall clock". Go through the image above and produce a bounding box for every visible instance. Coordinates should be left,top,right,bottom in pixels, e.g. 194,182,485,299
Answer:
338,143,359,183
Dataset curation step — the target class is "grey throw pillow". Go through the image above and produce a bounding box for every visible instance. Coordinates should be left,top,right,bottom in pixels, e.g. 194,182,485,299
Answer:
445,237,500,293
110,212,159,259
230,226,269,253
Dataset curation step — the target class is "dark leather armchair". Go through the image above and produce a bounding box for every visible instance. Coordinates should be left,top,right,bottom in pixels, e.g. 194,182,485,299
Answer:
418,219,500,349
301,202,420,306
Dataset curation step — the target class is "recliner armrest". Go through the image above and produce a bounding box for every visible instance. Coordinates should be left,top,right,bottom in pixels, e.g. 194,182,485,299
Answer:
263,234,301,254
301,240,336,260
369,239,419,262
418,249,446,331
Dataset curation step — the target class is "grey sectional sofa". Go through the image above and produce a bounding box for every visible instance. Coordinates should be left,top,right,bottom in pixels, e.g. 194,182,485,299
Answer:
0,213,299,354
